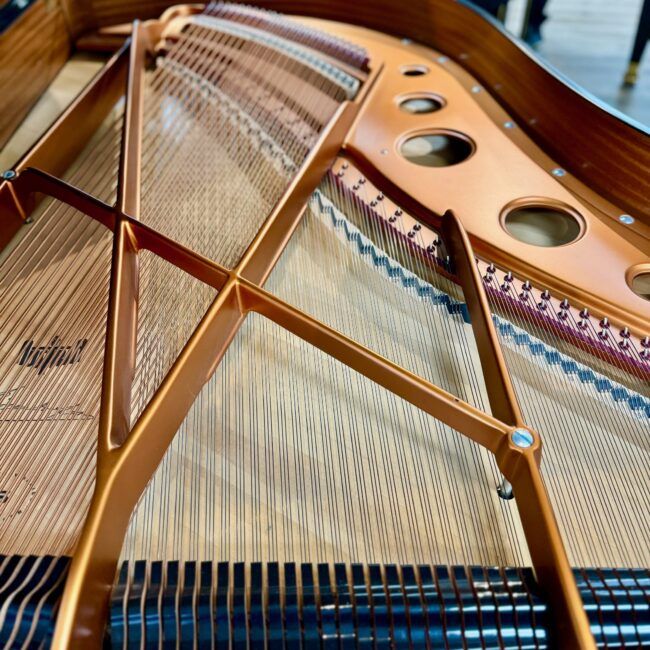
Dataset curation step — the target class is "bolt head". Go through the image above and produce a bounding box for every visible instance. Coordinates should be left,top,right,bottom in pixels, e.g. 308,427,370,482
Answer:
2,170,16,181
619,214,634,225
471,85,482,93
504,121,515,129
512,428,534,448
551,168,566,177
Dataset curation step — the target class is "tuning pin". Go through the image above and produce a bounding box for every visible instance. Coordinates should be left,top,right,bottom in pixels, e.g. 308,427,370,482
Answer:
598,318,610,339
407,230,415,238
395,209,403,217
618,327,631,349
519,281,531,300
426,244,436,254
487,263,496,274
359,177,366,185
352,183,359,191
557,298,570,319
341,162,349,170
578,308,590,328
370,200,378,207
413,223,421,232
336,170,345,178
538,290,551,310
376,192,384,200
640,337,650,358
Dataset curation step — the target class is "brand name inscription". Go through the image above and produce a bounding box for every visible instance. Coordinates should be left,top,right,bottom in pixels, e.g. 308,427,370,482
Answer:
17,336,88,375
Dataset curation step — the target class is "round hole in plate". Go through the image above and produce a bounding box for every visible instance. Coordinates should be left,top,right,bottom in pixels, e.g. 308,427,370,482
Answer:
399,131,474,167
398,94,444,114
502,203,583,247
400,64,429,76
629,272,650,301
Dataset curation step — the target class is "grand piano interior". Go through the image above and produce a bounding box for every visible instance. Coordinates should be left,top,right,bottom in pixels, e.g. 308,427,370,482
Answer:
0,0,648,648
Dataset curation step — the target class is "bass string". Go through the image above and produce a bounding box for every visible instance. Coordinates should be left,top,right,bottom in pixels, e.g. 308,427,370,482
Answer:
0,107,124,555
122,15,354,560
137,20,341,263
128,17,340,419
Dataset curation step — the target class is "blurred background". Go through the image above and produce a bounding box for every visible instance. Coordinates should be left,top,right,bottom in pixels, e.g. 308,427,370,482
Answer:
472,0,650,126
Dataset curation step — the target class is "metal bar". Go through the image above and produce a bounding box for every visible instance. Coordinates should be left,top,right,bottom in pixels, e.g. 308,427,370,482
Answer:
117,21,148,218
236,63,383,285
51,281,244,649
237,279,510,453
131,219,230,291
500,444,597,649
95,21,149,454
440,209,524,427
8,167,116,230
5,167,230,290
97,219,139,453
441,210,595,648
51,63,378,646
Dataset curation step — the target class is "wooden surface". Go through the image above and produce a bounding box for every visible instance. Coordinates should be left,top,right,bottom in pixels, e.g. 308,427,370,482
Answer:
0,54,105,170
0,0,70,150
61,0,178,38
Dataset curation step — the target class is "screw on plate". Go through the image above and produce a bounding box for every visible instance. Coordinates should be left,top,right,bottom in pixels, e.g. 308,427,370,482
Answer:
2,170,16,181
551,168,566,177
511,428,534,448
619,214,634,225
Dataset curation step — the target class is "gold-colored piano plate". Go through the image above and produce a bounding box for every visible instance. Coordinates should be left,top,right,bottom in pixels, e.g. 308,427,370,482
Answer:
299,18,650,336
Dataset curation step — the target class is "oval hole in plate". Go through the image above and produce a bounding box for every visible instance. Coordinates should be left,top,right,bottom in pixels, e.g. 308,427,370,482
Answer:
629,272,650,301
400,64,429,76
399,95,444,114
399,132,474,167
503,204,583,247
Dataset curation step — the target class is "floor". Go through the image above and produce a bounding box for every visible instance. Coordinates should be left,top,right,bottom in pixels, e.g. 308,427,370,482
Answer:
505,0,650,127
